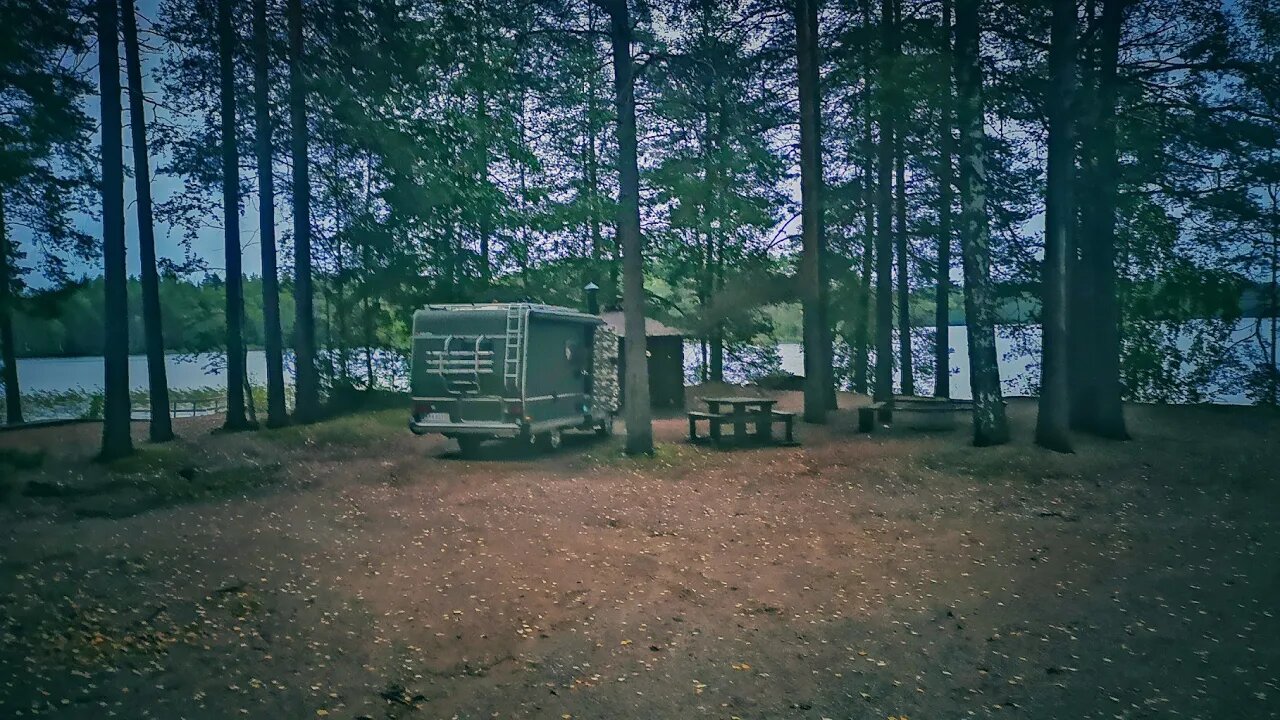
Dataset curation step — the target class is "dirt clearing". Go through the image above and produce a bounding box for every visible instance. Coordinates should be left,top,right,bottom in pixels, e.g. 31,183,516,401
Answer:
2,393,1278,719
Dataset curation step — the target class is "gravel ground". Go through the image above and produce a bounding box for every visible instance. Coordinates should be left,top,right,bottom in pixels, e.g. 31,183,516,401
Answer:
1,392,1277,719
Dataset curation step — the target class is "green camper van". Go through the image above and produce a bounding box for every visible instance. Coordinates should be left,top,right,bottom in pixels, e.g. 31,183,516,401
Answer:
408,303,619,453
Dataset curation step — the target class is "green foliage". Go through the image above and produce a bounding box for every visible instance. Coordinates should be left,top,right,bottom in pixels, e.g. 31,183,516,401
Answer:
0,0,96,278
3,0,1278,416
7,274,294,357
263,407,405,449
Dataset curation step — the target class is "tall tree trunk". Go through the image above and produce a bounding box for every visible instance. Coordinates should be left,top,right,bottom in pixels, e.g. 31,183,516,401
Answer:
364,295,375,390
954,0,1009,446
122,0,173,442
1270,186,1278,406
852,31,876,397
1036,0,1076,453
934,0,954,399
253,0,288,428
713,116,729,382
477,89,493,286
891,0,913,398
0,194,22,425
585,52,607,302
894,125,913,396
218,0,250,431
874,0,896,404
1068,0,1098,431
1080,0,1129,437
598,0,653,454
709,93,728,385
98,0,133,459
699,75,722,384
287,0,319,422
335,229,350,381
796,0,829,423
852,118,875,396
515,46,533,292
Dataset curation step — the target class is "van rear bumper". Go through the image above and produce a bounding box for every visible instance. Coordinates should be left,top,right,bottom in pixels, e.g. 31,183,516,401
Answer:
408,419,523,437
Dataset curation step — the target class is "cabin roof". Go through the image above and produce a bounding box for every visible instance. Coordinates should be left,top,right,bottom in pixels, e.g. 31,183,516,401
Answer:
599,311,684,338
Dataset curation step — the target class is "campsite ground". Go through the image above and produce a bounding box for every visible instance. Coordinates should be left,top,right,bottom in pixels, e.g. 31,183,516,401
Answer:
1,390,1278,719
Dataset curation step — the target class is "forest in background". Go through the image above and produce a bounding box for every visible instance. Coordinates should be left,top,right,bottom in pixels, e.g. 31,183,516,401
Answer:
1,0,1277,456
5,275,1276,358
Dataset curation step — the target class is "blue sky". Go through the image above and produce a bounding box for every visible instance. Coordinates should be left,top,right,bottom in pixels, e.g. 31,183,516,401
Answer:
16,0,266,288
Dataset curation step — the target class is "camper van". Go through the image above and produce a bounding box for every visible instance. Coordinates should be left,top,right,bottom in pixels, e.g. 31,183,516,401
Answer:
408,303,619,454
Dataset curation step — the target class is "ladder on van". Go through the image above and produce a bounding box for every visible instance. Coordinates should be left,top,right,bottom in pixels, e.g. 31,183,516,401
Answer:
502,304,527,392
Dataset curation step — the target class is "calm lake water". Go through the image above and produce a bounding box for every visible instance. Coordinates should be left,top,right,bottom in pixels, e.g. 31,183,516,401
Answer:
13,352,291,396
6,319,1276,423
700,320,1277,406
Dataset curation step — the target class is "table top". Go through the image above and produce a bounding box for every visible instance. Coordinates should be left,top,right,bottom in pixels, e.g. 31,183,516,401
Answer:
702,396,777,406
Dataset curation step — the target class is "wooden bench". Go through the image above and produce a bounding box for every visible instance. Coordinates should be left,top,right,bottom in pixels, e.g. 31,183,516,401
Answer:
687,411,725,442
895,397,959,430
858,402,890,432
689,409,797,446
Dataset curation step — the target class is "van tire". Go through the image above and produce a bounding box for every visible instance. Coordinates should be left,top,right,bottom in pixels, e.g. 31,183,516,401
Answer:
535,431,563,452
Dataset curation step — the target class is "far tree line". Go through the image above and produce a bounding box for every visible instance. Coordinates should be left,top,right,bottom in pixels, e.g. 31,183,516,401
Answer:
0,0,1276,459
6,274,1272,361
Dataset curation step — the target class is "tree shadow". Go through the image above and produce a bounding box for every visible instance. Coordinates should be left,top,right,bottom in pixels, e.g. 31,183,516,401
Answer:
435,429,612,462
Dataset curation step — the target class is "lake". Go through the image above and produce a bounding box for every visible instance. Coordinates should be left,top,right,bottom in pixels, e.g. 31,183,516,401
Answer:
5,319,1276,423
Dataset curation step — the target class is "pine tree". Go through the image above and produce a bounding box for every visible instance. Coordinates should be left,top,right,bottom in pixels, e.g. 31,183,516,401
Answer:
892,0,913,397
796,0,829,423
253,0,287,427
122,0,174,442
1076,0,1129,438
934,0,955,399
0,192,20,425
0,0,94,426
98,0,134,459
595,0,653,454
217,0,250,431
873,0,896,404
288,0,320,423
1036,0,1077,453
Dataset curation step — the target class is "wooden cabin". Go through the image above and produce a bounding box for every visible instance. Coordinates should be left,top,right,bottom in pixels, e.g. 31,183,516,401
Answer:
600,311,686,409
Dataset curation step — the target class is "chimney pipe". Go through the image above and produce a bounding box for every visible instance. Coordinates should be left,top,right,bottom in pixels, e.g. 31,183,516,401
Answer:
584,282,600,315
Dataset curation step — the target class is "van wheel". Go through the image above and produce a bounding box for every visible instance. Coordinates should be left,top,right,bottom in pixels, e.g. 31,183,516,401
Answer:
535,431,563,452
457,436,484,457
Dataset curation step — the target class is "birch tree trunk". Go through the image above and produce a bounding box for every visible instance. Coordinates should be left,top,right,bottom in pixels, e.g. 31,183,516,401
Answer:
954,0,1009,446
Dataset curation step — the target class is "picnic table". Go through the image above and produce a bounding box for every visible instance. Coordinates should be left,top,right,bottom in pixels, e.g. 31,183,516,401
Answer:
688,396,796,445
